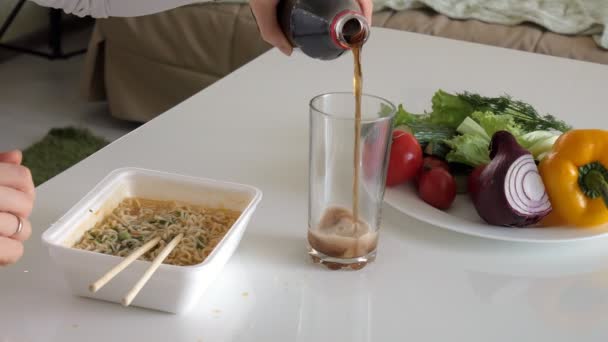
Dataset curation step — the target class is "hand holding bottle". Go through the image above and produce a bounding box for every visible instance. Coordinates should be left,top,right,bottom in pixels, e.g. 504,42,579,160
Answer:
250,0,373,56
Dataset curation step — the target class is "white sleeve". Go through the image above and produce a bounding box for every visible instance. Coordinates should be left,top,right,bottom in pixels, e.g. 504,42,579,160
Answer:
29,0,213,18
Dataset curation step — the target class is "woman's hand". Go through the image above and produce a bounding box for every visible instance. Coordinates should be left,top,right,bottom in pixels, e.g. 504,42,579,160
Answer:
356,0,374,23
250,0,373,56
0,151,34,266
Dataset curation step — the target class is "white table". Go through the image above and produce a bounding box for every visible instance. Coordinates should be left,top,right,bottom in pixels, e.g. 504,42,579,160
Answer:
2,28,608,342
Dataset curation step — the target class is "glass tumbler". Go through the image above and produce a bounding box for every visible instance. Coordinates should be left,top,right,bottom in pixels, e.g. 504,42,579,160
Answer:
308,92,395,270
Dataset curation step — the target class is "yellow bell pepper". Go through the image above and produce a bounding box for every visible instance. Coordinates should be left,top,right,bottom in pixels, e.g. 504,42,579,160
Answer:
539,129,608,227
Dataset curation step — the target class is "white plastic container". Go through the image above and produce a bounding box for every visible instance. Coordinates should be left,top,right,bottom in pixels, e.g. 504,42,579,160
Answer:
41,167,262,314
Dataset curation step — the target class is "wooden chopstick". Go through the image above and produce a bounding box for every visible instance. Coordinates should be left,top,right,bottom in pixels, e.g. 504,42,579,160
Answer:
89,236,162,293
122,233,184,307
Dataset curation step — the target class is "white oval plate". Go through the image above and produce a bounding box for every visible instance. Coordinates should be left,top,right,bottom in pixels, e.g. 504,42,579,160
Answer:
384,183,608,243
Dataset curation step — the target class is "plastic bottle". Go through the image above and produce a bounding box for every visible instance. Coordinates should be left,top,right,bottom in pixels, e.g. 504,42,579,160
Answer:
277,0,370,60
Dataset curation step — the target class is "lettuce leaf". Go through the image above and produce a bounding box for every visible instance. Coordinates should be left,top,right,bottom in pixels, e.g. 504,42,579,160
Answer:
456,117,490,141
392,89,566,167
428,90,474,128
518,130,560,149
444,112,558,166
392,104,420,127
444,134,491,167
471,111,523,138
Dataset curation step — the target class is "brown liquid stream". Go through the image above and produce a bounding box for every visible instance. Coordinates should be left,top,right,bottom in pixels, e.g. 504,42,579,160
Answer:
352,43,363,230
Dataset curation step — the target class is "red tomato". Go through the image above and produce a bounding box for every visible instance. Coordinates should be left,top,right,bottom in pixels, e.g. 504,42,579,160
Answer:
467,164,487,202
415,156,450,183
418,168,456,210
386,130,423,187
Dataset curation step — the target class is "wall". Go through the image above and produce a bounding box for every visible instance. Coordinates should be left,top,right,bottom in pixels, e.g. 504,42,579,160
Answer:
0,0,50,42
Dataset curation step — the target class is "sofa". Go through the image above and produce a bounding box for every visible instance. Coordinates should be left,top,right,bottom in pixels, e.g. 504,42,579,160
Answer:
81,3,608,123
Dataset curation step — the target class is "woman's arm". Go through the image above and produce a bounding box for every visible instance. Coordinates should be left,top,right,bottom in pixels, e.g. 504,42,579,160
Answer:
30,0,211,18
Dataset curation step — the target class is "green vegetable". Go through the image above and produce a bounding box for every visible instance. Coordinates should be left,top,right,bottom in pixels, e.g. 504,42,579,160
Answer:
391,89,571,167
118,231,131,241
471,111,523,138
519,130,559,149
518,130,561,159
393,103,456,149
445,115,494,167
457,92,571,132
429,90,474,128
424,140,451,159
393,104,423,127
447,111,556,166
398,89,571,133
528,135,559,158
444,135,491,167
456,117,490,141
396,122,456,146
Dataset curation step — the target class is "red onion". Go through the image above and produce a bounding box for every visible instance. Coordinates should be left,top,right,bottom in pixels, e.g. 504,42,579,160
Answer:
473,131,552,227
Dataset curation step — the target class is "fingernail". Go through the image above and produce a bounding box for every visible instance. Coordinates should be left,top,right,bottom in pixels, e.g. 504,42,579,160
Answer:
279,46,293,56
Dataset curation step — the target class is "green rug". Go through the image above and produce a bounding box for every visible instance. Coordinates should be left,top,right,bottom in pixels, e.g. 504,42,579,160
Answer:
22,127,109,186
